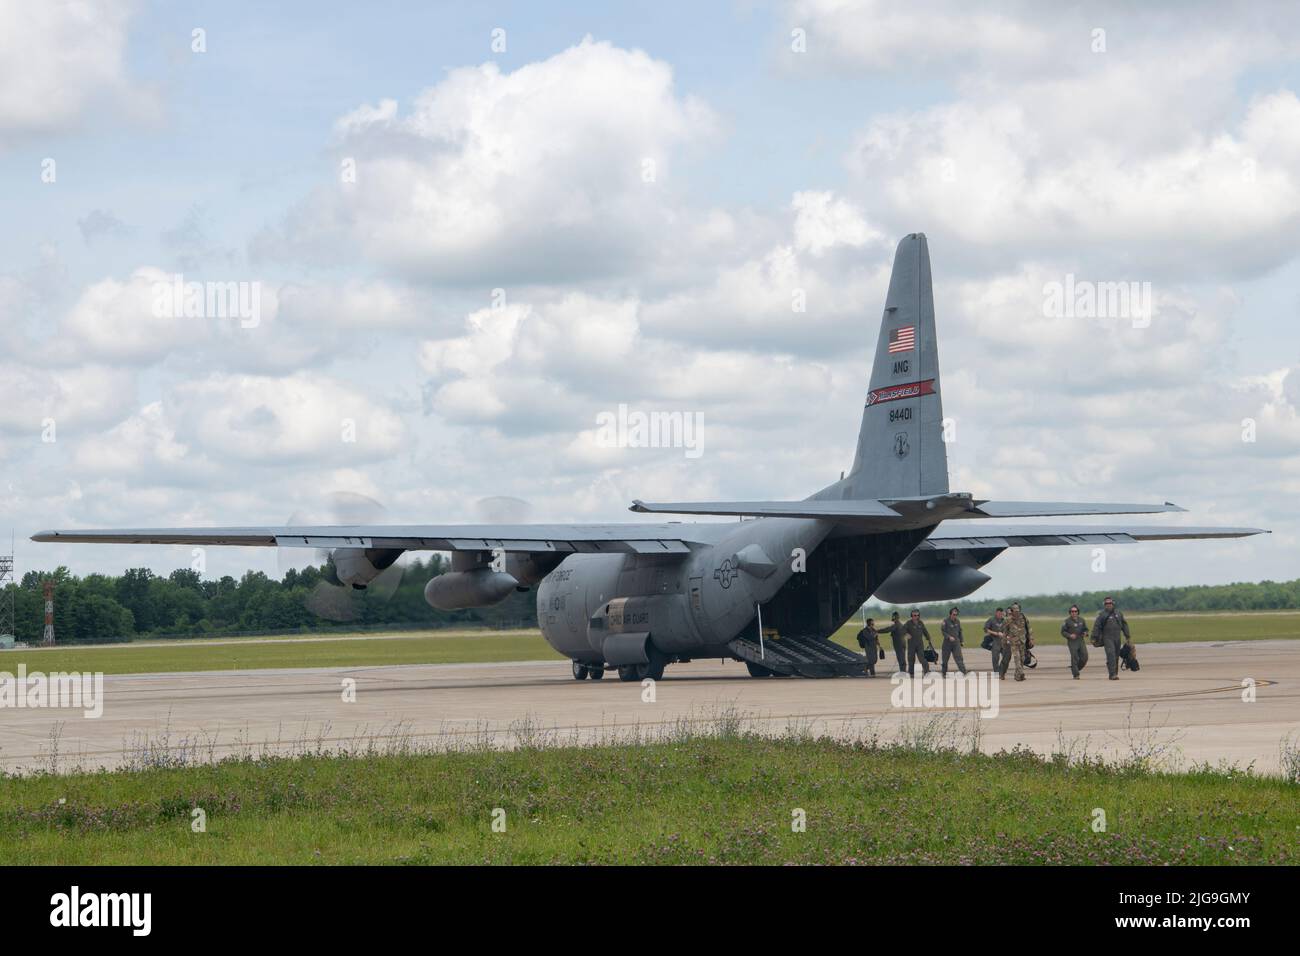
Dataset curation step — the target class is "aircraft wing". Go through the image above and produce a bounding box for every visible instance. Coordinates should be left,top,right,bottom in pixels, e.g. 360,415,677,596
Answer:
31,523,712,556
34,517,1267,555
918,524,1268,551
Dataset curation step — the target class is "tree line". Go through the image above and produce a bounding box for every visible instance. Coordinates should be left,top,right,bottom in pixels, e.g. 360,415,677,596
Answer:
2,556,536,645
867,578,1300,619
4,561,1299,646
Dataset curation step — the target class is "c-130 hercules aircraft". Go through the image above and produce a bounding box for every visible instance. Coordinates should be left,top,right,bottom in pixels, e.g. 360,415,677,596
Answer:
36,235,1266,679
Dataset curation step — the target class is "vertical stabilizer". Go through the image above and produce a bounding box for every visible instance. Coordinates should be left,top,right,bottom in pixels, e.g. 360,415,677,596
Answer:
844,233,948,499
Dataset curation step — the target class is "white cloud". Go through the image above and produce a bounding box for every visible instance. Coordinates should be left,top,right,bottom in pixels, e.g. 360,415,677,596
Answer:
792,190,880,256
849,91,1300,274
71,401,191,477
0,363,136,435
59,268,207,364
276,278,439,333
642,192,889,353
46,267,458,372
164,373,407,465
415,288,849,466
253,37,720,283
0,0,149,138
789,0,1052,72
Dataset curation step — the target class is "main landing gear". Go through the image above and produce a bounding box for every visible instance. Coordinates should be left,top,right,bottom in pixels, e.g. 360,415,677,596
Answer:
573,646,668,682
616,659,665,682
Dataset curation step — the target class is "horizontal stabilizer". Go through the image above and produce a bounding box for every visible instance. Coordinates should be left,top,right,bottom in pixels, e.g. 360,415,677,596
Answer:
921,524,1268,551
966,500,1186,518
629,499,900,519
629,495,1187,523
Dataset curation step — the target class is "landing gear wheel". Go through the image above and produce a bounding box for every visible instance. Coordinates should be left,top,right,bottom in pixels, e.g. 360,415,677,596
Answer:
617,665,638,682
745,661,774,678
588,664,605,680
636,643,668,681
571,660,589,680
636,660,666,681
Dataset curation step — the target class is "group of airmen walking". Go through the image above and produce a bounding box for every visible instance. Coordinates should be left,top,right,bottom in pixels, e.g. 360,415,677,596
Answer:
856,597,1135,681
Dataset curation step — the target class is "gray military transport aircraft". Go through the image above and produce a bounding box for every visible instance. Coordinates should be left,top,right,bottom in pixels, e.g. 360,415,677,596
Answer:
35,235,1266,679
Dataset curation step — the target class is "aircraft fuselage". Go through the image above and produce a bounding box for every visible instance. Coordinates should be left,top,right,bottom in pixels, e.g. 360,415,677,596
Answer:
536,516,931,669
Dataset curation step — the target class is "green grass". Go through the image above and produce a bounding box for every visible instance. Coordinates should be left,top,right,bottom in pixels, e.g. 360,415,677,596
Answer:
0,610,1296,677
831,610,1300,649
1,734,1294,865
0,629,561,675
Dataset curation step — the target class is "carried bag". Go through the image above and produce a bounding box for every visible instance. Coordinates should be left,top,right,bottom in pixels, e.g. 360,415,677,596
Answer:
981,634,994,651
1119,642,1140,671
879,647,886,661
1078,643,1089,668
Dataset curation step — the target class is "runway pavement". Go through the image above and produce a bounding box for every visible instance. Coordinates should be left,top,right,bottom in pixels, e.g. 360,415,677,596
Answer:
3,639,1297,775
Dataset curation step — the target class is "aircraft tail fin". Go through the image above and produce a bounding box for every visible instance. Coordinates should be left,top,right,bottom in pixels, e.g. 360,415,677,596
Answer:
844,233,948,499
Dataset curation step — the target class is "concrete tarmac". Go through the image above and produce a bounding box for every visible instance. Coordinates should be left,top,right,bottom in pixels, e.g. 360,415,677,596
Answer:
2,639,1297,775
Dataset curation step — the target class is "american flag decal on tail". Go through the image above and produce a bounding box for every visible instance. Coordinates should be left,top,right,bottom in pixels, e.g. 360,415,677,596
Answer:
888,325,915,353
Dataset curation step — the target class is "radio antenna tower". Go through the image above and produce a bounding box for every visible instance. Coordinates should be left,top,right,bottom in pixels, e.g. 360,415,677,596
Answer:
0,532,14,643
42,578,55,646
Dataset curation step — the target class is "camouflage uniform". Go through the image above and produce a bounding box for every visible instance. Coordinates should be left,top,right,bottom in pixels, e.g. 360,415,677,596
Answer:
1060,615,1090,678
940,616,967,676
1092,607,1132,679
902,617,932,676
984,614,1008,673
1003,609,1028,681
1022,614,1036,667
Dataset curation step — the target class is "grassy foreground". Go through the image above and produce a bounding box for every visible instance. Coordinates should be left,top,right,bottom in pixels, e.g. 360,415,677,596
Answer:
1,733,1295,865
2,611,1297,677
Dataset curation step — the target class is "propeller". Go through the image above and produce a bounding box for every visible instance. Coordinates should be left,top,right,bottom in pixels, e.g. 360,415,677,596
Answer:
473,495,533,524
277,491,406,622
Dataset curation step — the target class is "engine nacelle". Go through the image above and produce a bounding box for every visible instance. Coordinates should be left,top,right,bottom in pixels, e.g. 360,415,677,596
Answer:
873,563,990,604
505,552,564,587
332,548,402,589
424,569,520,610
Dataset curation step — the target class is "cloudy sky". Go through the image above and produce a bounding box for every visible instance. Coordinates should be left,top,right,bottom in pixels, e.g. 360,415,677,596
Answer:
2,0,1298,598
